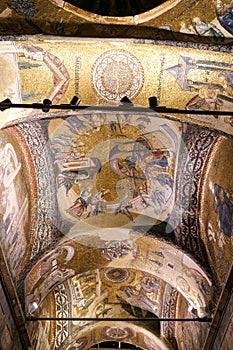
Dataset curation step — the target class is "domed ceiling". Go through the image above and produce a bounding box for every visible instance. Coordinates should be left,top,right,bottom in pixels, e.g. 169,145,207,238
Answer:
63,0,164,16
0,2,232,350
0,0,233,35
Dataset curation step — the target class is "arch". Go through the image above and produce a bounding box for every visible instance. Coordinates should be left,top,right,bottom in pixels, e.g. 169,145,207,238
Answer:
58,321,169,350
49,0,182,25
25,233,212,318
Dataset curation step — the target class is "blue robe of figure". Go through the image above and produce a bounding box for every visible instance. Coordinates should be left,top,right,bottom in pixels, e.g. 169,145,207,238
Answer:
218,7,233,35
214,184,233,237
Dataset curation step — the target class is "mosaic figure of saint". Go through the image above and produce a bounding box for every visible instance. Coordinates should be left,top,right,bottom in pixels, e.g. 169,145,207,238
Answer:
68,189,92,217
216,1,233,35
213,184,233,237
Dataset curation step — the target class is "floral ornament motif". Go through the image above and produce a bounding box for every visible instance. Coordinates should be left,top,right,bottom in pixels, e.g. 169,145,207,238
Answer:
7,0,38,17
92,49,144,102
102,241,132,260
104,268,130,283
101,326,132,340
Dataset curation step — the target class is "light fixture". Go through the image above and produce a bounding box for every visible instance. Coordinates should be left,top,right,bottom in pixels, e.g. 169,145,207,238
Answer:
149,96,158,108
70,95,80,107
42,99,52,112
60,96,81,110
120,96,132,104
0,97,232,118
0,98,12,111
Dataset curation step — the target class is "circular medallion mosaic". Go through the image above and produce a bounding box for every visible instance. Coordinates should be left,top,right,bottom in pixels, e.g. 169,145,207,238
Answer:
104,268,130,283
92,50,144,102
102,240,132,260
102,326,131,340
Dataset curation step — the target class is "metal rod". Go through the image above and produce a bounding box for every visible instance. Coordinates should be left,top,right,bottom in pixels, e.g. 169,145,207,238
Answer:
26,316,212,322
0,103,88,111
0,102,232,116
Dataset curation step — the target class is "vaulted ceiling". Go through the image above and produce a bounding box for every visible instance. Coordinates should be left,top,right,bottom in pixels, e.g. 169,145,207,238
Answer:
0,1,233,350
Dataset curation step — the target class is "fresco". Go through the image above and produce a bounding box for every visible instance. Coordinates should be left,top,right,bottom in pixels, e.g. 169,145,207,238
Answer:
0,36,232,349
116,273,162,316
175,294,209,350
0,42,22,124
25,245,75,315
25,233,213,321
0,38,232,137
48,111,181,230
129,235,212,317
27,268,165,348
0,0,233,38
27,291,55,350
92,49,145,102
60,322,169,350
17,43,70,105
0,128,36,279
199,136,233,285
26,266,161,319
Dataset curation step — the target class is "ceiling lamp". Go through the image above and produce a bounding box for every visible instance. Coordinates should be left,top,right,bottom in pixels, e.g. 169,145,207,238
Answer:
42,99,52,113
0,98,12,111
70,95,81,107
61,96,81,110
148,96,158,108
120,96,133,104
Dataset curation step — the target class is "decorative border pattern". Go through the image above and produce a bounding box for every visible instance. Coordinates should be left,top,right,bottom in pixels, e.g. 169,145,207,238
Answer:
92,49,144,102
170,125,219,263
54,282,70,349
161,284,178,342
104,268,130,283
16,121,60,259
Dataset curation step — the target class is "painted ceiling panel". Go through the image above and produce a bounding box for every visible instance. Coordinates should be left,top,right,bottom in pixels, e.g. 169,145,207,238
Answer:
0,9,232,349
1,38,233,136
1,103,232,348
